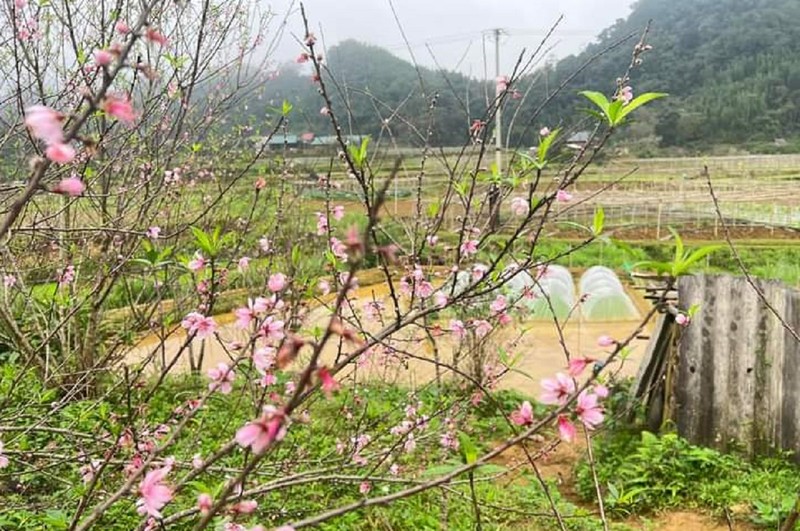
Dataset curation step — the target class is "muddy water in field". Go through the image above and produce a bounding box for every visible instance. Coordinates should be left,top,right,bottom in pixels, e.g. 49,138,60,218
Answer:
126,274,653,392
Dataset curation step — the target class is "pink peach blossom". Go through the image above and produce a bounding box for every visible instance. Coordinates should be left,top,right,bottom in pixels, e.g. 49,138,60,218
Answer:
621,85,634,104
207,362,235,394
187,252,206,272
597,335,615,348
25,105,64,145
594,384,610,398
102,94,137,124
460,239,479,256
197,493,212,514
556,189,573,203
474,319,492,338
557,415,577,442
253,347,276,374
490,295,508,314
235,406,286,454
318,366,339,399
46,143,76,164
53,176,84,196
318,279,331,295
449,319,466,339
576,391,604,429
540,372,576,405
496,75,509,94
93,49,114,66
0,441,8,468
268,272,287,292
510,197,529,216
259,317,285,343
181,312,217,339
567,357,596,377
232,500,257,514
510,401,534,426
136,466,173,518
145,28,169,46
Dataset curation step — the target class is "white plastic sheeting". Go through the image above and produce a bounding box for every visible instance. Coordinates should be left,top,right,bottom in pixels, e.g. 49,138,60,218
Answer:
503,265,639,321
505,265,576,320
578,266,640,320
437,263,639,321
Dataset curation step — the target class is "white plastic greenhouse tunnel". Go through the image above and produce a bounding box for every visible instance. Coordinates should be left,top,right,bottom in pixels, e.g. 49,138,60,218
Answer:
506,265,576,320
503,265,639,321
578,266,640,320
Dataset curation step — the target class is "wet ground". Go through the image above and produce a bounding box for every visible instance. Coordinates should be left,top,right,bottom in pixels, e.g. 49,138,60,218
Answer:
126,272,655,392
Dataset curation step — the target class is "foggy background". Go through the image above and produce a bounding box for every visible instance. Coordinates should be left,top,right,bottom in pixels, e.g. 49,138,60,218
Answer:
269,0,635,76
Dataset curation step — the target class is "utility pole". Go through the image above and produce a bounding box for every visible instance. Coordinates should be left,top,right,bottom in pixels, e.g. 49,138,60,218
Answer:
494,28,503,180
488,28,503,230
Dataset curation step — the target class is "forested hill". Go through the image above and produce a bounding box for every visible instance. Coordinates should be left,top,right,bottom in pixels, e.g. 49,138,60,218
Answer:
549,0,800,148
248,0,800,151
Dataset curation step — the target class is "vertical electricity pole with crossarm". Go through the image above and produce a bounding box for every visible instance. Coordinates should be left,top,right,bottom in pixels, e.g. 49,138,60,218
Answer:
488,28,504,230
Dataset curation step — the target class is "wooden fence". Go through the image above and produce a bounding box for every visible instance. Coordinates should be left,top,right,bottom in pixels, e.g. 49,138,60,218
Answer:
668,275,800,460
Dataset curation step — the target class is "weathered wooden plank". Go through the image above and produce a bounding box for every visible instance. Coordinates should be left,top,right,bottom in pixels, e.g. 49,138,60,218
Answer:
757,280,786,455
671,274,800,462
727,275,759,455
781,289,800,458
634,314,668,398
676,275,709,444
710,275,733,450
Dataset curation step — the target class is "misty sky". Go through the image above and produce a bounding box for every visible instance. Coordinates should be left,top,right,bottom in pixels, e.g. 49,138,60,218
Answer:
269,0,635,76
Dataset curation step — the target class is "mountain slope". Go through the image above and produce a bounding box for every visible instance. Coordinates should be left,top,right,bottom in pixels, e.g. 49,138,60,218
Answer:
545,0,800,146
249,0,800,150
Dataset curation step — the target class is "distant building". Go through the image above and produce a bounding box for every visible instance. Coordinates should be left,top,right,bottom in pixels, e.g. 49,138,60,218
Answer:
566,131,592,150
251,134,300,150
310,134,368,148
251,133,368,151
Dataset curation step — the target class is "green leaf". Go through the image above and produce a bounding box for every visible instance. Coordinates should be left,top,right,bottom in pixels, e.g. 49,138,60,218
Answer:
607,99,625,125
458,432,479,465
536,127,560,165
579,91,611,117
190,227,213,256
592,207,605,235
669,228,684,265
358,136,370,163
683,245,723,268
188,480,211,494
616,92,668,123
282,100,294,116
